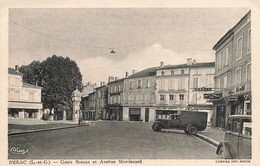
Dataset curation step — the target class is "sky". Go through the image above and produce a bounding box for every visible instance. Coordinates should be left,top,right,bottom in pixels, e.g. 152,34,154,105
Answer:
9,8,249,86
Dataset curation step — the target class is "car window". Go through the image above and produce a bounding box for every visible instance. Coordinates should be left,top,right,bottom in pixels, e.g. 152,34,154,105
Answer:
226,119,232,131
232,119,241,134
242,119,252,136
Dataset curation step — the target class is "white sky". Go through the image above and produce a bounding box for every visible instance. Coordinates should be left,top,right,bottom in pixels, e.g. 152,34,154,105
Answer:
9,8,249,86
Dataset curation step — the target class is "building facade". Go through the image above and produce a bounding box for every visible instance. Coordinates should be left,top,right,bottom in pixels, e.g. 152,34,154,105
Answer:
106,77,125,121
8,67,43,119
122,68,157,122
156,60,215,122
211,11,251,128
95,82,108,120
81,91,96,120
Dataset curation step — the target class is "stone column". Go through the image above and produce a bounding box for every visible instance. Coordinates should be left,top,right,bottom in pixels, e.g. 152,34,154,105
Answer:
18,109,24,119
63,110,67,120
36,109,42,119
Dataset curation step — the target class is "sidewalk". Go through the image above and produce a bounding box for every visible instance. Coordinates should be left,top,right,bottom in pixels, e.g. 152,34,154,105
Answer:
196,127,225,147
8,118,89,136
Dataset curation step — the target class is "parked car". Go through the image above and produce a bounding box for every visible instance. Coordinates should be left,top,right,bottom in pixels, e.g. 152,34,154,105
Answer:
216,115,252,159
152,111,208,135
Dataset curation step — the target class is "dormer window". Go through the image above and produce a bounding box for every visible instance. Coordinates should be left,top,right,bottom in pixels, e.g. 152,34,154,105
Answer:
171,70,174,75
161,71,165,76
181,70,184,75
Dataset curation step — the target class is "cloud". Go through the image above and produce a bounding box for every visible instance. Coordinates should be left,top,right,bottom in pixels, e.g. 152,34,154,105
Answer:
79,43,215,85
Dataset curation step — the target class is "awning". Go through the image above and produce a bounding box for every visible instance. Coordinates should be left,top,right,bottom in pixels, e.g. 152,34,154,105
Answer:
8,101,42,109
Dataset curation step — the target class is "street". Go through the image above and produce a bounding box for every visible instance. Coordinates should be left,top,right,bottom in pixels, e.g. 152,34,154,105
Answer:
9,121,217,159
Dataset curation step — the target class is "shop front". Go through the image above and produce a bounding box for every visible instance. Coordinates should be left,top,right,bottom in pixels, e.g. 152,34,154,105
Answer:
106,106,123,121
129,108,141,121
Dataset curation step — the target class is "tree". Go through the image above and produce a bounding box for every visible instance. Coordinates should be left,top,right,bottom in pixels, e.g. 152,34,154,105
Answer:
19,55,83,120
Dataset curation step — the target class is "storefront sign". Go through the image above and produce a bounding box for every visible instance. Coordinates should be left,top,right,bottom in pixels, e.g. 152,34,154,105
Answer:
129,108,141,115
194,87,212,91
228,96,238,102
204,93,221,99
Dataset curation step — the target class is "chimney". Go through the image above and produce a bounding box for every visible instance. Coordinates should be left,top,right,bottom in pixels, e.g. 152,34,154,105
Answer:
103,81,106,85
115,77,119,80
187,58,192,66
94,83,97,87
125,72,129,78
100,82,103,86
160,61,164,68
193,59,197,64
132,70,137,75
108,76,114,83
15,65,19,71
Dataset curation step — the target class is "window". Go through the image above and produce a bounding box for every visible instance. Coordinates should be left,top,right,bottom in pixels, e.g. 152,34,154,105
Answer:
218,53,222,70
237,36,243,60
193,77,198,88
161,71,165,76
160,95,165,101
232,119,241,134
118,84,121,91
193,93,197,104
179,94,184,100
242,119,251,136
129,81,133,89
236,68,242,85
168,79,174,90
247,29,251,54
206,75,214,87
171,70,174,75
181,70,184,75
138,80,142,88
247,63,251,81
146,79,150,88
178,78,186,90
169,94,174,101
225,47,229,66
159,80,165,90
223,76,227,89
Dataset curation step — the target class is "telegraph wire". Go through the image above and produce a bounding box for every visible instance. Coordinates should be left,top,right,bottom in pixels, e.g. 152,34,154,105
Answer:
9,12,243,52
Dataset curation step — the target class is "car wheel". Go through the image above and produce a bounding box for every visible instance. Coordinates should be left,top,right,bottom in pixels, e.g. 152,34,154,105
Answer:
217,146,225,159
187,125,198,135
153,123,162,132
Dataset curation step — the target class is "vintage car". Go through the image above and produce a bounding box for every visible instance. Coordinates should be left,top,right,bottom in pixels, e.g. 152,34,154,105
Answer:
216,115,252,159
151,110,208,135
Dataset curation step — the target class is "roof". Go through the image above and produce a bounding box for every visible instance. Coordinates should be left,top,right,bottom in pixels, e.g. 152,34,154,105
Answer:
159,62,215,70
127,67,157,79
107,78,125,85
23,82,42,89
8,68,23,76
213,10,251,50
95,85,107,90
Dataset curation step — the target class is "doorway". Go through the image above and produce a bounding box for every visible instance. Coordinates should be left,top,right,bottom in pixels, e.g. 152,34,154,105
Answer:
145,108,149,122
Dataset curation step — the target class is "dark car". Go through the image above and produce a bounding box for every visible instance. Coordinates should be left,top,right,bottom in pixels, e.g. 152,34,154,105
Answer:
152,110,207,135
216,115,251,159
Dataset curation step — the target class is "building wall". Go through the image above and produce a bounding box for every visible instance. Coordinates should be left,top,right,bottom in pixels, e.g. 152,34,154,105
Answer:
8,72,42,119
123,76,156,106
156,68,189,109
212,11,251,128
189,67,215,105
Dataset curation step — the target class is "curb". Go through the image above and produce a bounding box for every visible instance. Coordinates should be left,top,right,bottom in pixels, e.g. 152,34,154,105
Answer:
195,133,219,147
8,124,89,136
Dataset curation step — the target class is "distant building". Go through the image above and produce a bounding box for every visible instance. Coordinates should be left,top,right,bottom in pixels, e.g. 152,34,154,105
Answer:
156,60,215,122
8,66,43,119
122,68,157,122
81,91,96,120
106,76,125,121
81,82,96,97
211,11,251,128
95,82,108,120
